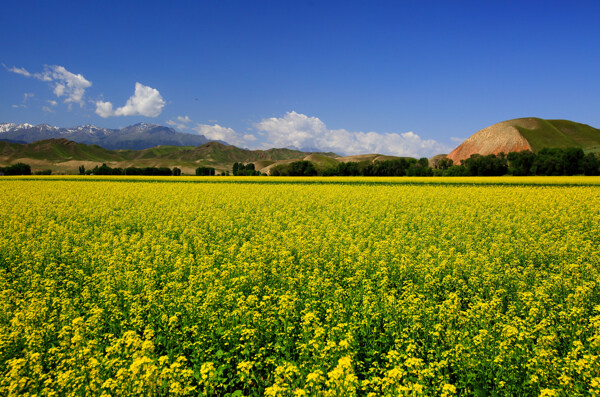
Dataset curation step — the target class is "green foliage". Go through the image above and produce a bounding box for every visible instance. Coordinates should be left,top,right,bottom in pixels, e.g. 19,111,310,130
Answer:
271,161,317,176
270,148,600,178
2,180,600,395
435,157,454,170
583,153,600,176
507,151,536,176
463,154,508,176
448,148,597,177
0,162,32,175
444,165,471,176
531,148,582,176
233,163,260,176
88,163,173,176
315,158,426,177
196,167,216,176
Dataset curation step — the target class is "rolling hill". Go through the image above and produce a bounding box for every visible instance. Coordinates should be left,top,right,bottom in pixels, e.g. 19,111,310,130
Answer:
0,139,339,174
448,118,600,164
0,137,413,175
258,153,411,175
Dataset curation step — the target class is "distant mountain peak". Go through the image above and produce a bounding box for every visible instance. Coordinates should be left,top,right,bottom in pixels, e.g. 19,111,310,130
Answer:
0,122,210,150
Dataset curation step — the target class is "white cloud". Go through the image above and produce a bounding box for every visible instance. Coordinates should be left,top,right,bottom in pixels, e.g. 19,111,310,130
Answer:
47,100,58,106
94,101,114,118
6,65,32,77
193,124,242,145
6,64,92,106
166,120,183,129
34,72,52,82
166,115,192,130
96,82,165,118
450,137,464,143
254,111,451,157
54,83,65,97
42,106,54,113
188,122,257,146
46,66,91,105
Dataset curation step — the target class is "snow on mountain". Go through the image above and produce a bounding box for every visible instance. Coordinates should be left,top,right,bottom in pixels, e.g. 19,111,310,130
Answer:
0,122,210,150
0,123,34,133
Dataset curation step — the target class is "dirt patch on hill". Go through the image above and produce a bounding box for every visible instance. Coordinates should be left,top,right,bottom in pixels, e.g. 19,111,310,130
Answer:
337,154,381,163
447,120,533,164
259,159,299,175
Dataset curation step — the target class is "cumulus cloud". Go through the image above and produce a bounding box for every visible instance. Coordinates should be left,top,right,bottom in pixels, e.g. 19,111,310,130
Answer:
192,124,243,145
96,82,165,118
38,66,91,105
5,64,91,106
255,111,451,157
188,122,256,146
95,101,115,118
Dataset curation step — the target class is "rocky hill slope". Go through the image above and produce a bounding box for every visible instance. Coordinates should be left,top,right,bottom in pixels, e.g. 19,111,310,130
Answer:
448,118,600,164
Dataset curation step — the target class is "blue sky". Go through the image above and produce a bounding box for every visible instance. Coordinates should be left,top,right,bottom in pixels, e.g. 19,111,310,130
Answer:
2,0,599,156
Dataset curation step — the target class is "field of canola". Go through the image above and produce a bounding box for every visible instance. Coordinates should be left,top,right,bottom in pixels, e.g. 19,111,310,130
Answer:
1,176,600,396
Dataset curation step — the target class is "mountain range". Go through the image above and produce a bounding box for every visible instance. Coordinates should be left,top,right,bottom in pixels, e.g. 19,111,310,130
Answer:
2,118,600,174
0,122,210,150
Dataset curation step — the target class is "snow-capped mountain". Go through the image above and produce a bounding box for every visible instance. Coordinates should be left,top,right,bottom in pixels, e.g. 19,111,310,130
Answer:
0,122,210,150
0,123,34,133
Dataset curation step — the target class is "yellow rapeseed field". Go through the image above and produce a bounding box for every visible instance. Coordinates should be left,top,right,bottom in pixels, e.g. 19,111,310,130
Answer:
1,177,599,396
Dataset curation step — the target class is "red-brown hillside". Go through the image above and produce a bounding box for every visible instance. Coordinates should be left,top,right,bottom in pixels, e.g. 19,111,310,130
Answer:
447,118,600,164
447,119,534,164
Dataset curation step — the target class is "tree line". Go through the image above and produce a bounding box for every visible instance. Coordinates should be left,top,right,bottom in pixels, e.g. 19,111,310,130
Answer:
233,162,261,176
440,148,600,176
79,164,180,176
80,164,226,176
269,148,600,177
270,158,433,176
2,148,599,177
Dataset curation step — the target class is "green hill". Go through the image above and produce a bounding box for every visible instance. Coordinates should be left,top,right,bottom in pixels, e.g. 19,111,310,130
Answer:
517,119,600,152
0,139,340,174
448,118,600,163
0,138,125,163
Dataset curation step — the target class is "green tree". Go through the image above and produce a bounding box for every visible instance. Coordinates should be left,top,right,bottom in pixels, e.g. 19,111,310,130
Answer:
507,151,535,176
582,153,600,176
436,157,454,170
